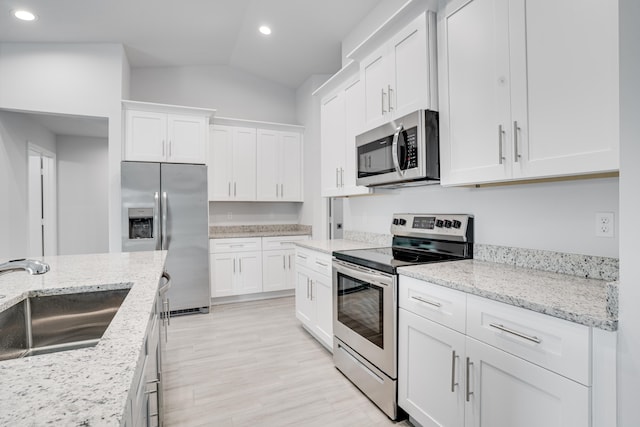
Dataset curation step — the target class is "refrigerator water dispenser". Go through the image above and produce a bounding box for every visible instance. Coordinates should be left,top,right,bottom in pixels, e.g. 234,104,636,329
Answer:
128,208,154,239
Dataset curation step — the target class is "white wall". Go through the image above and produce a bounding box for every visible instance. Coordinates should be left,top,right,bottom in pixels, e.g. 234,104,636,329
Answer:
0,111,56,259
209,202,301,225
617,0,640,424
296,74,331,239
345,177,619,257
56,135,109,255
130,65,298,124
0,43,128,253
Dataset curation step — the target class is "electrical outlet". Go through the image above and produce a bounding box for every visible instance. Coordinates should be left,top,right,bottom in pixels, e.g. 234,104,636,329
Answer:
595,212,615,238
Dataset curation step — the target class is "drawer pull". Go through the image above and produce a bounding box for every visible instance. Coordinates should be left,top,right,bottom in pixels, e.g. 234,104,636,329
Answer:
297,254,308,260
466,357,473,402
316,261,329,267
489,323,541,344
411,295,442,308
450,350,459,392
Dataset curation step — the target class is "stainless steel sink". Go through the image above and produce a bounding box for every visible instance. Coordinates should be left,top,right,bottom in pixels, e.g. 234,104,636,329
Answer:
0,288,130,361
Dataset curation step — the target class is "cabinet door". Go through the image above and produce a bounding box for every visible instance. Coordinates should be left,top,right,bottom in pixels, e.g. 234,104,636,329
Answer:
390,12,430,118
312,274,333,350
509,0,619,178
125,110,167,162
236,251,262,294
399,309,466,427
320,92,346,197
232,127,257,201
280,132,303,201
343,78,372,197
256,129,280,201
362,46,390,129
210,252,235,297
465,337,590,427
295,268,313,326
209,125,234,201
262,250,288,292
167,114,206,164
439,0,512,185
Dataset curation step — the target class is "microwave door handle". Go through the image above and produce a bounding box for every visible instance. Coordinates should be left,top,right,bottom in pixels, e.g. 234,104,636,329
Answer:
154,192,160,250
391,125,405,177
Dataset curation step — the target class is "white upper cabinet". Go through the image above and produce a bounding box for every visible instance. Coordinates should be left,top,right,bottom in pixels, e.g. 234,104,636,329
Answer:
256,129,303,202
208,125,257,201
360,11,437,129
438,0,619,186
123,101,213,164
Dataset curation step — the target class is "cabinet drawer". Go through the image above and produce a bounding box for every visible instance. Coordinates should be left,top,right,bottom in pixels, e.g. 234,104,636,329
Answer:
210,237,262,254
466,295,591,385
295,247,313,268
311,253,332,277
399,276,467,334
263,235,309,251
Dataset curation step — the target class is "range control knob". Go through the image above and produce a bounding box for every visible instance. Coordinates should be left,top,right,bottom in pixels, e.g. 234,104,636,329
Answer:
444,220,453,228
452,220,462,229
435,219,444,228
399,218,407,226
392,219,399,225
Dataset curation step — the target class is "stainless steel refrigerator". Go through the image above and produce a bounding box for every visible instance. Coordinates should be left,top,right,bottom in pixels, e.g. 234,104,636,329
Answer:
121,161,210,314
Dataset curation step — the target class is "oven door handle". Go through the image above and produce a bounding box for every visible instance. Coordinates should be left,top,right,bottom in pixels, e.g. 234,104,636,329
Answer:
333,260,393,288
391,124,405,177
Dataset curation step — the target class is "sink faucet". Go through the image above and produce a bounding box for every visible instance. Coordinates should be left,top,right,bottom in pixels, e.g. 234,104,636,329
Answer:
0,259,50,276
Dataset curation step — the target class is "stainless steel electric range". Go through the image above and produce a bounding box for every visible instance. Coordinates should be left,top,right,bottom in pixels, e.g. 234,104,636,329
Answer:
332,213,474,420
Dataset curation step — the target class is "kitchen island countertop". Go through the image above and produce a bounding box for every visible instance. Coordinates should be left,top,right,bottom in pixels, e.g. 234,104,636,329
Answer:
0,251,167,426
399,259,617,331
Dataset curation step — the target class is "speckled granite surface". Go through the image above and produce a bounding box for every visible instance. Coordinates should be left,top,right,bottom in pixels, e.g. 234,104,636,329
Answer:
399,260,617,331
0,251,167,426
474,243,619,281
209,224,312,238
344,230,393,247
295,239,382,255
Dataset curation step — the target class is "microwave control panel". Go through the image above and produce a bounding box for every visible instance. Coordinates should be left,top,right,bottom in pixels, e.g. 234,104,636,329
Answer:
402,127,419,169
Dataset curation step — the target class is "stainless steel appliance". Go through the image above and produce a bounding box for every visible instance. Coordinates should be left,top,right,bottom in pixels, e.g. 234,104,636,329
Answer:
332,213,473,420
356,109,440,188
121,161,210,314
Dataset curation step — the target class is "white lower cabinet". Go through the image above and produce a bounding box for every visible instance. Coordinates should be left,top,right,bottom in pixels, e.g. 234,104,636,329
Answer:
294,247,333,350
398,276,614,427
210,251,262,297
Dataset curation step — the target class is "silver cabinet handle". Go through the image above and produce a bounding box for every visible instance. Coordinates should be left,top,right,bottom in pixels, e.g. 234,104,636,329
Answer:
451,350,459,392
310,280,313,300
489,323,541,344
466,357,473,402
316,261,329,267
162,140,165,156
276,183,279,197
411,295,441,308
234,182,237,197
161,192,168,250
513,121,521,162
388,85,394,111
306,278,310,299
381,88,387,114
169,140,172,157
288,254,292,269
340,168,344,187
233,258,236,273
498,125,505,164
280,183,284,198
228,182,231,197
154,192,160,250
297,254,308,260
283,255,286,269
239,258,242,273
336,168,339,187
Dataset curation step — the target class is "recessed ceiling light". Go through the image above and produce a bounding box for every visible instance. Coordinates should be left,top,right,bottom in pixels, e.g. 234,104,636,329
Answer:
13,9,37,21
259,25,272,36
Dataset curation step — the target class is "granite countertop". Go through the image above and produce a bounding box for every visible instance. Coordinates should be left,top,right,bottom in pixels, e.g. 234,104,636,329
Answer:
0,251,167,426
399,259,617,331
209,224,312,239
295,239,382,255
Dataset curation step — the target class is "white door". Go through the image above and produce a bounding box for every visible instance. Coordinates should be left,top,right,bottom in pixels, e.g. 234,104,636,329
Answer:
509,0,619,178
125,110,167,162
465,337,590,427
262,250,288,292
362,46,390,129
209,125,233,200
236,251,262,294
398,309,466,427
312,274,333,349
232,127,257,200
210,253,235,297
295,268,313,326
27,147,57,257
256,129,280,201
280,132,302,201
320,92,346,197
439,0,512,185
167,114,206,164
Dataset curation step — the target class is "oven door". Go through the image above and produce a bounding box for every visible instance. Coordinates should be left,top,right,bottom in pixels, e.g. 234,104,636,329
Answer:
332,259,397,378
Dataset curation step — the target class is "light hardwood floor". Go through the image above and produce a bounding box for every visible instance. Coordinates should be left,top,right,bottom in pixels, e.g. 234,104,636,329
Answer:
163,296,413,427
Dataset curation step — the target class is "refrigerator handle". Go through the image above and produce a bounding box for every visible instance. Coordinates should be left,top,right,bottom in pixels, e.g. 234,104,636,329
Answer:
162,191,168,250
154,192,161,250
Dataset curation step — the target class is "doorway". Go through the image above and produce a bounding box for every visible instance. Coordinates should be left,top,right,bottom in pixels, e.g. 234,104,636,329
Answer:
28,144,57,257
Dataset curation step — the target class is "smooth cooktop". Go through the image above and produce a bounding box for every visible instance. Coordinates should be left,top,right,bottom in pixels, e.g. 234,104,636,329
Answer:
333,247,460,275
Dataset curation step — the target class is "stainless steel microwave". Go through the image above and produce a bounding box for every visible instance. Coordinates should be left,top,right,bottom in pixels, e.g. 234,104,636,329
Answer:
355,109,439,187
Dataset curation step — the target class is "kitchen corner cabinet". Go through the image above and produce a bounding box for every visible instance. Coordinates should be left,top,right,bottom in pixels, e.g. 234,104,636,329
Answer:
209,125,257,201
320,71,371,198
210,237,262,296
360,11,437,129
438,0,619,186
398,276,615,427
294,246,333,350
256,129,303,202
262,235,309,292
123,101,213,164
